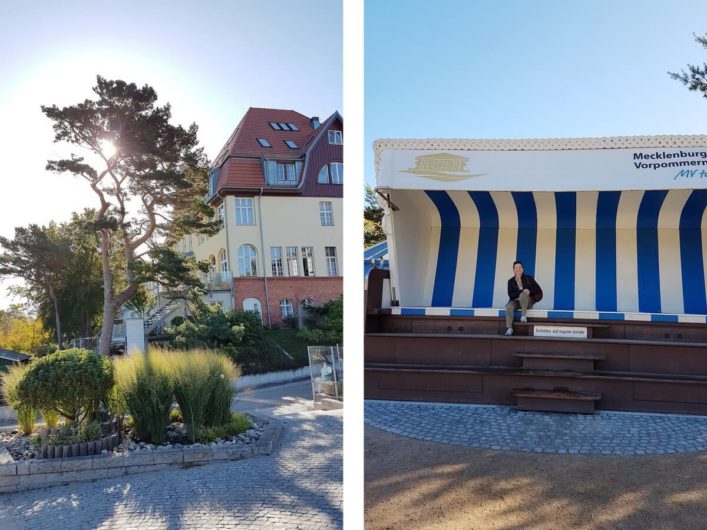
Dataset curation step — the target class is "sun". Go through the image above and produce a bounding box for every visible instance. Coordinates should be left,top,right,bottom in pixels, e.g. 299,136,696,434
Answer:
99,139,117,158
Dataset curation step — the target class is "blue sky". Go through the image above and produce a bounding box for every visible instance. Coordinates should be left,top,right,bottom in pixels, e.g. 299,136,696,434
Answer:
365,0,707,184
0,0,341,308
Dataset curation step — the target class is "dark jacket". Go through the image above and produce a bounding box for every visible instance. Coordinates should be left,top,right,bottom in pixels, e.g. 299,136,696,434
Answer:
507,274,542,303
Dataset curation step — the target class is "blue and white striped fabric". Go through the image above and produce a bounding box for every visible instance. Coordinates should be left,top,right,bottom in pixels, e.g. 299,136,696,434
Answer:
398,189,707,315
388,306,707,324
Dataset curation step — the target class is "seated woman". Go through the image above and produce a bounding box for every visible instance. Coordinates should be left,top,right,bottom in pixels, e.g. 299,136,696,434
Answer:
505,260,542,336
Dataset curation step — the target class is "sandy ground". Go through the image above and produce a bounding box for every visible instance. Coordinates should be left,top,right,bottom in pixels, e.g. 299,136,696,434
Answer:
365,425,707,530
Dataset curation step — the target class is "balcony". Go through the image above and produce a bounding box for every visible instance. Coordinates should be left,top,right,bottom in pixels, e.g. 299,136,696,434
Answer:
202,270,234,291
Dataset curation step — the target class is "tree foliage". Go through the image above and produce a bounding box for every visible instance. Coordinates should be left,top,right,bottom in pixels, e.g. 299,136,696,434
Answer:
42,76,218,355
364,184,385,246
31,211,103,341
0,309,50,355
124,283,156,317
0,226,71,348
669,33,707,96
167,303,293,374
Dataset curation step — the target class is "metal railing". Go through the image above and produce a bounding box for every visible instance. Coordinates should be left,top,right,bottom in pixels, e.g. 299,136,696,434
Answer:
201,270,234,291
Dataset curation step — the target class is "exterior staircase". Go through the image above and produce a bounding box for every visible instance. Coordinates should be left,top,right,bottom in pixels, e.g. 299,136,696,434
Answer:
144,300,180,335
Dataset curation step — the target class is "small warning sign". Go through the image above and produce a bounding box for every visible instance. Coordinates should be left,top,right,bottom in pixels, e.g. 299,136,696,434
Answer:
533,325,588,339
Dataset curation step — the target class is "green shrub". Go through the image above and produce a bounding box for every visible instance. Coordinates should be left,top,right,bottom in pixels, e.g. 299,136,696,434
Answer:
298,296,343,345
169,350,215,443
2,364,36,435
47,422,102,446
18,349,113,424
169,407,182,424
79,421,102,442
204,353,239,427
167,349,240,442
16,405,36,436
197,413,251,443
40,409,59,429
113,350,173,444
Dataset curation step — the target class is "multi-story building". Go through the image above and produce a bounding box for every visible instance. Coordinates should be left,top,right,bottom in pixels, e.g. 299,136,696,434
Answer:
177,107,343,327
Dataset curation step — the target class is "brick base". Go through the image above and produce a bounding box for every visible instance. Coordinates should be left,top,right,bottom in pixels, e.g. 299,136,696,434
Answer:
234,276,342,327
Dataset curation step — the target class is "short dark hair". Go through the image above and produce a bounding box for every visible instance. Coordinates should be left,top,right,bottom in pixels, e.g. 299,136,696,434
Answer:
513,260,524,268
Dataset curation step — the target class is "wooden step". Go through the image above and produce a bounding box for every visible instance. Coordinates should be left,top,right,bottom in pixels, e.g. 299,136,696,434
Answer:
514,351,606,372
513,388,602,414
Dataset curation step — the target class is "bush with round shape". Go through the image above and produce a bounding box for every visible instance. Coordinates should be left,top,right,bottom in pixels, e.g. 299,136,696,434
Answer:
17,348,114,424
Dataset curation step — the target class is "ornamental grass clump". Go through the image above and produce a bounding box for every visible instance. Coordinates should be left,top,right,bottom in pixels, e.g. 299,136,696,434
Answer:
113,350,173,444
17,348,113,424
204,352,240,427
2,364,36,435
168,349,240,443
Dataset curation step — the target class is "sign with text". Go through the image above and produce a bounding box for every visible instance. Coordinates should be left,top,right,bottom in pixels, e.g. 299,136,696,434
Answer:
378,147,707,191
533,325,588,339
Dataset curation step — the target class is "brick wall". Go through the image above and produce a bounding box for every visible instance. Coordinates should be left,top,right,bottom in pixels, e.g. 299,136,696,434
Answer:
233,276,342,326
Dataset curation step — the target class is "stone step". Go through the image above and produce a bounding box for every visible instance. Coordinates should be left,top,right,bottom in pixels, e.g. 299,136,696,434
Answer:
513,388,602,414
514,351,606,372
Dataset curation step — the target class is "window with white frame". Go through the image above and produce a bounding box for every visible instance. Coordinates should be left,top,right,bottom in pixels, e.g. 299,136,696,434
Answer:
219,248,228,272
271,247,283,276
330,162,343,184
328,130,343,144
317,165,329,184
209,255,216,272
320,201,334,226
235,198,255,225
218,203,225,227
286,246,299,276
199,234,205,245
280,299,294,319
325,246,338,276
302,247,315,276
238,245,257,277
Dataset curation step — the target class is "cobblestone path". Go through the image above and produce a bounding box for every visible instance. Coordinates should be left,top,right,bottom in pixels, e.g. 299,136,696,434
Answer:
0,391,342,529
365,400,707,455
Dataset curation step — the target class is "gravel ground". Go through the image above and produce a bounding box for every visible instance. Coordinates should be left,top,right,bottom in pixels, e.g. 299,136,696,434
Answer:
365,425,707,529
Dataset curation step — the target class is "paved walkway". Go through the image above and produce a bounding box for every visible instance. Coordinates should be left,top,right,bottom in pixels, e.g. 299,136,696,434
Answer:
0,381,342,529
365,400,707,455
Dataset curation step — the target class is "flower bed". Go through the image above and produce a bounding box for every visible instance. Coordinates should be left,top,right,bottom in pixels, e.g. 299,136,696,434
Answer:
0,348,258,473
0,415,282,494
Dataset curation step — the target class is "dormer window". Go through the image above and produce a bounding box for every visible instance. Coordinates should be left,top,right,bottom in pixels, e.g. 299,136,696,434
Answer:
257,138,271,147
284,140,297,149
287,123,299,131
328,130,343,144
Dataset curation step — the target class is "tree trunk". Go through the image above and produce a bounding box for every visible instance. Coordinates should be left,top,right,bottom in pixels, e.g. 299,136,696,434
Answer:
98,230,114,356
48,287,63,350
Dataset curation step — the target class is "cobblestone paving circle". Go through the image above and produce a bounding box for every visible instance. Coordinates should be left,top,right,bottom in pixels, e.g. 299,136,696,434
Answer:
0,410,342,529
365,400,707,455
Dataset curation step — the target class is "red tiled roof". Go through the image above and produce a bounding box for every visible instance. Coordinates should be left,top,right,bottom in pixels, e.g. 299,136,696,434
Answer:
213,107,317,168
210,107,341,197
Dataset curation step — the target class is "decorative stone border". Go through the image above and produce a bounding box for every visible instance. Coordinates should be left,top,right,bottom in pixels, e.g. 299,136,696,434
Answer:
0,417,282,494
